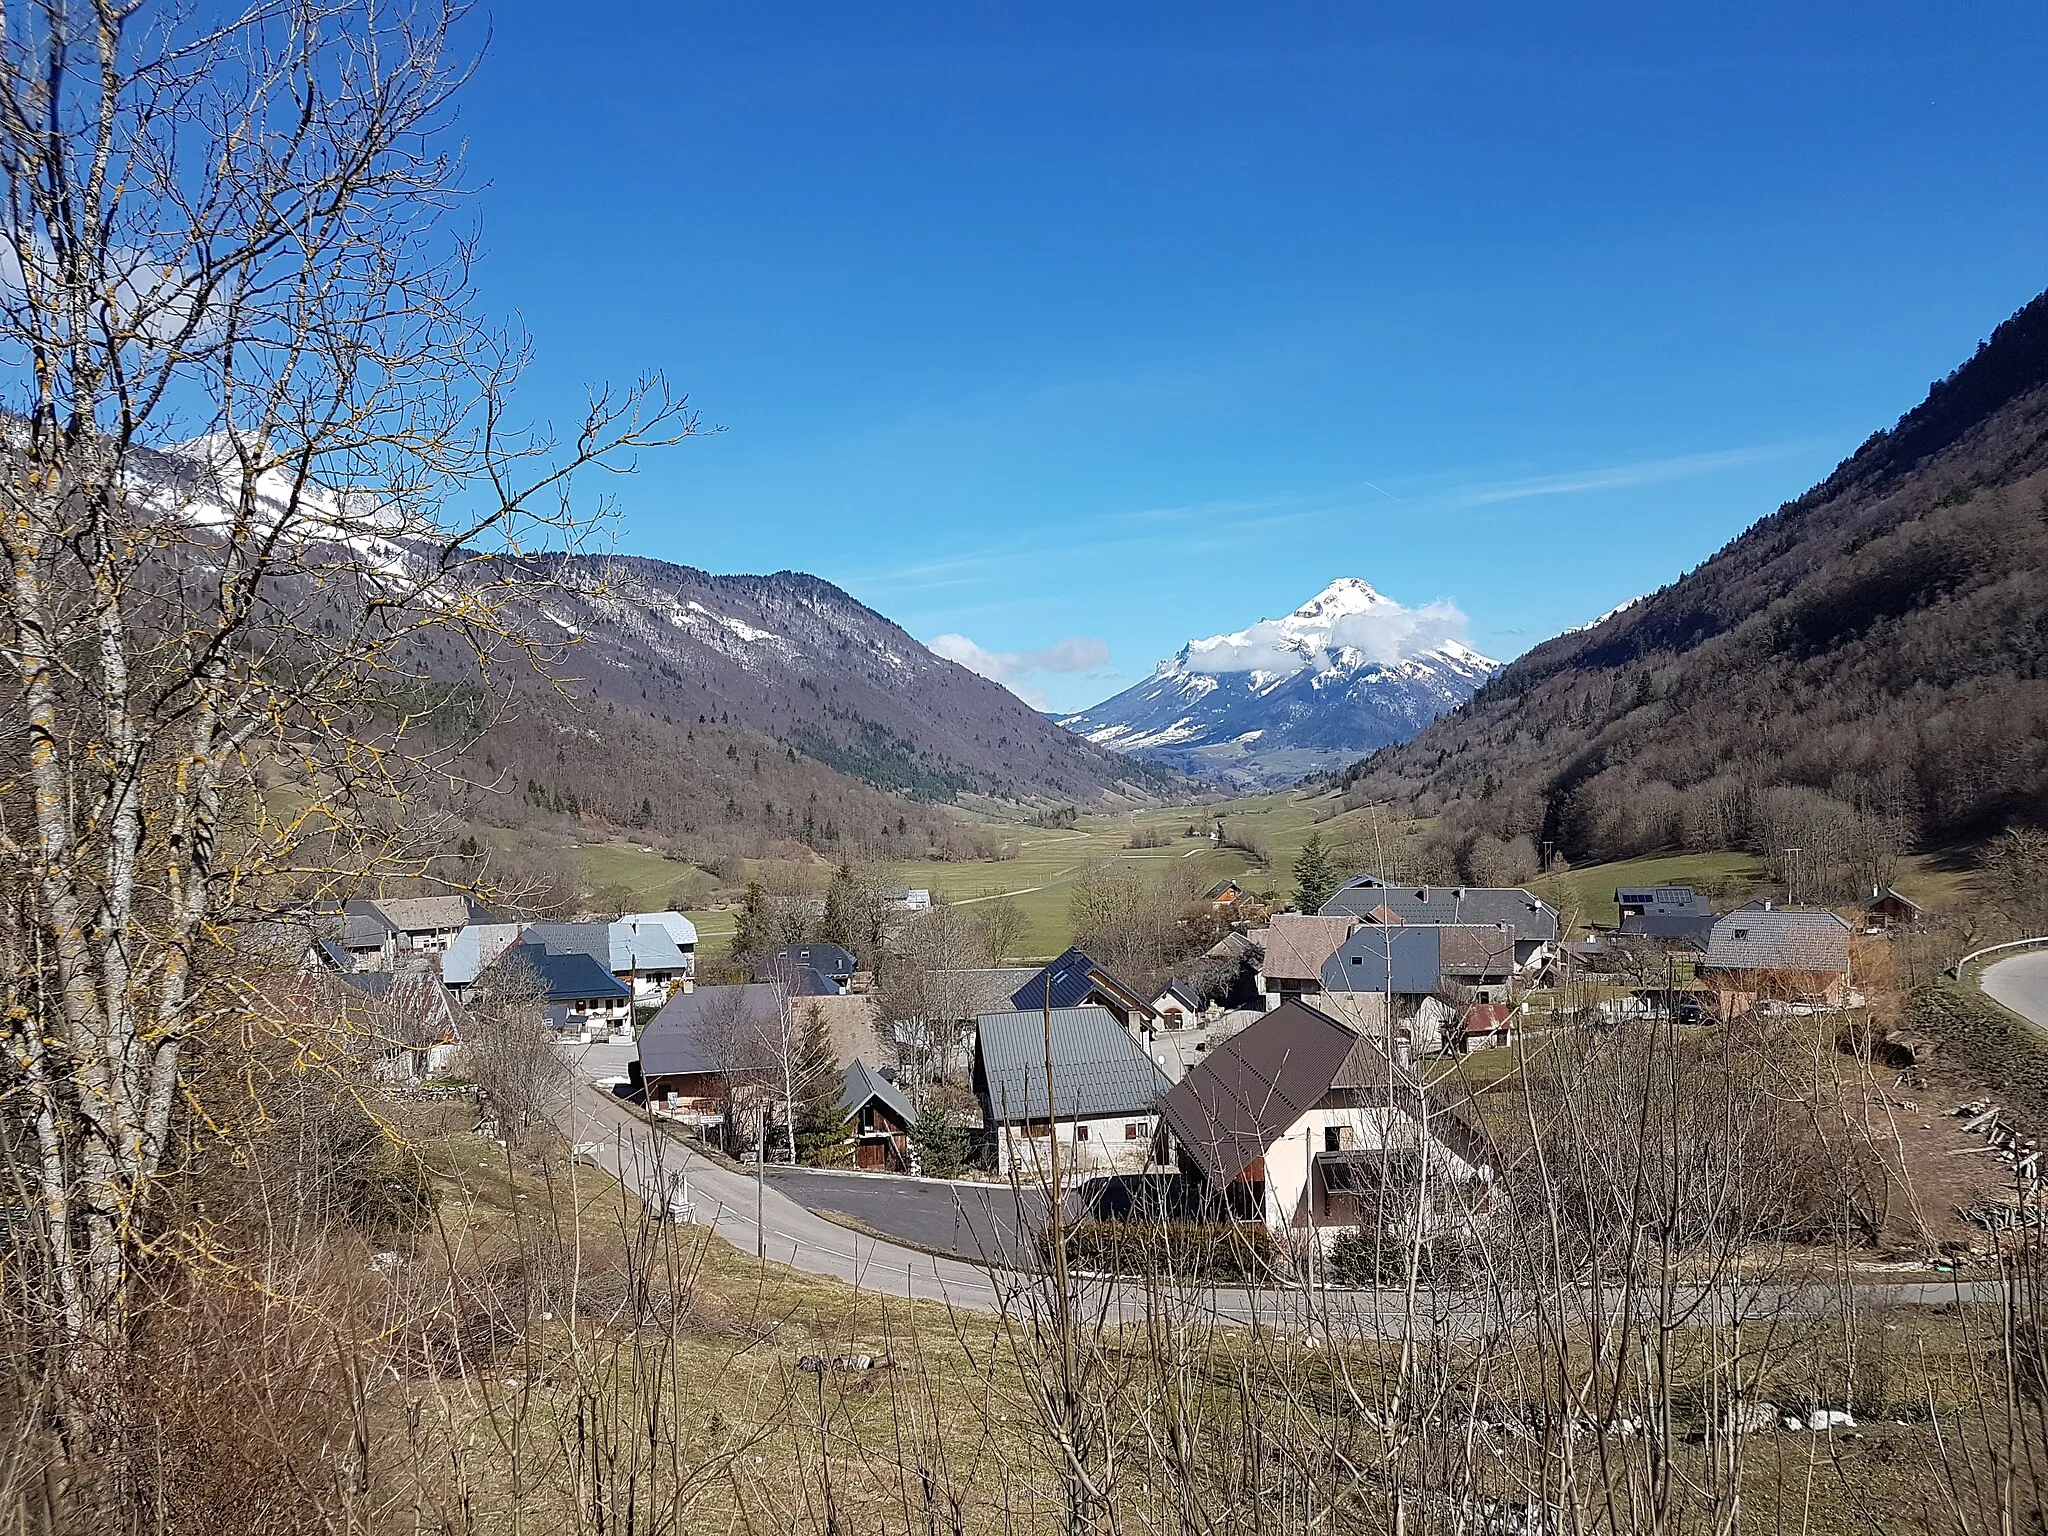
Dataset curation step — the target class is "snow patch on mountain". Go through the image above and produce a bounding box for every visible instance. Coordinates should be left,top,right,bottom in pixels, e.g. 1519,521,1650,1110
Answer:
1059,578,1499,789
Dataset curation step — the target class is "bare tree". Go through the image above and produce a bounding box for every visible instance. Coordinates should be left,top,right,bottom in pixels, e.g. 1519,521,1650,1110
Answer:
463,955,571,1148
0,0,689,1416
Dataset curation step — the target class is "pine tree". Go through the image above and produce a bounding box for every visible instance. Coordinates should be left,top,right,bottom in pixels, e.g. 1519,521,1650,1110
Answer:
791,1003,844,1165
910,1102,970,1179
1293,830,1340,913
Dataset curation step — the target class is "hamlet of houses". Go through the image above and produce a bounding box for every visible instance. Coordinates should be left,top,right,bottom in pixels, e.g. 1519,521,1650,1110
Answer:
296,860,1906,1247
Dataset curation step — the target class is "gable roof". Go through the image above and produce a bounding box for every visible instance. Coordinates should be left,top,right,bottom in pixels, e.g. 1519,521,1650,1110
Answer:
338,899,397,947
1257,914,1359,984
1321,880,1560,942
1008,947,1154,1018
1155,979,1203,1011
638,983,785,1077
1618,911,1718,949
441,922,525,986
1437,924,1518,977
768,943,858,981
375,894,492,933
1319,925,1441,995
1162,999,1491,1186
838,1059,916,1127
1617,885,1709,915
1159,999,1364,1185
1866,886,1924,913
1701,909,1852,974
1463,1002,1516,1036
625,910,699,947
499,944,631,1003
973,1006,1170,1123
520,920,690,976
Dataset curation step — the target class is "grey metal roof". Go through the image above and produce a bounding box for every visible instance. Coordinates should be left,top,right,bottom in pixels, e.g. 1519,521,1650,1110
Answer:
1320,925,1441,995
1701,910,1851,974
1617,886,1709,915
1619,912,1718,949
499,944,629,1003
638,983,785,1078
441,922,524,986
1321,880,1560,942
973,1006,1169,1124
766,943,857,981
522,920,689,976
838,1060,916,1127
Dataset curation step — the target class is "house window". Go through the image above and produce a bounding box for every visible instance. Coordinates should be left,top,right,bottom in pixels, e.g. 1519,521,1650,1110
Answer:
1325,1127,1342,1153
1075,1124,1089,1142
1125,1122,1138,1140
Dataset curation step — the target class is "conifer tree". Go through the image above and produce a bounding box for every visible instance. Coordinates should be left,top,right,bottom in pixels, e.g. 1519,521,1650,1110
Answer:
1293,830,1341,913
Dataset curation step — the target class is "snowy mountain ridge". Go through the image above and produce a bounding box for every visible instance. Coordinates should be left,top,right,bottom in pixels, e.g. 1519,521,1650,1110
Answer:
1060,579,1498,789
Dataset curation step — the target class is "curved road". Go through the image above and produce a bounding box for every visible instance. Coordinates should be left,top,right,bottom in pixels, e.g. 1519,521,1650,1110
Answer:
559,1086,1991,1335
1983,949,2048,1032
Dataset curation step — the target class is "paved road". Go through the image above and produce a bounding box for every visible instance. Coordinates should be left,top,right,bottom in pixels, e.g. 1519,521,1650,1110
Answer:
557,1085,1999,1336
1983,950,2048,1032
763,1166,1046,1265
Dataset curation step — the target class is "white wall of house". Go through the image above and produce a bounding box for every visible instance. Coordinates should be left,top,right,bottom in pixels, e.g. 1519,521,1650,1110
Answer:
994,1113,1157,1180
1255,1101,1486,1247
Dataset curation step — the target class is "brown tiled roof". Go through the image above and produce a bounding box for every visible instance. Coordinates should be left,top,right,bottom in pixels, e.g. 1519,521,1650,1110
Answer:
1437,924,1516,977
1257,914,1357,984
1362,904,1404,925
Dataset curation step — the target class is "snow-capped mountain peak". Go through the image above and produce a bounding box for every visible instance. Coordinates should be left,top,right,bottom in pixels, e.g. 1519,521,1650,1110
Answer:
1062,578,1499,790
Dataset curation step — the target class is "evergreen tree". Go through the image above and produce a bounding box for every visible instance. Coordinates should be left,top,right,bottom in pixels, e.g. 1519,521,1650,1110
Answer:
1292,830,1340,913
910,1102,970,1179
791,1003,844,1165
731,881,773,975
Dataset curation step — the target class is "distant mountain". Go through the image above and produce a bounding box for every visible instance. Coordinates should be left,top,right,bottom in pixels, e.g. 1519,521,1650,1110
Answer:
1338,285,2048,883
497,556,1187,809
140,439,1191,865
1060,579,1499,789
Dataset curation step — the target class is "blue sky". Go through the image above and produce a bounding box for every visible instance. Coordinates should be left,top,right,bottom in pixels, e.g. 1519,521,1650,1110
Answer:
459,3,2048,711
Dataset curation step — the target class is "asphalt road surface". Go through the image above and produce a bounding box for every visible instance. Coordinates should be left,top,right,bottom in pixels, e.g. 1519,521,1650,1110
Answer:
1983,949,2048,1033
763,1166,1046,1266
555,1085,1997,1336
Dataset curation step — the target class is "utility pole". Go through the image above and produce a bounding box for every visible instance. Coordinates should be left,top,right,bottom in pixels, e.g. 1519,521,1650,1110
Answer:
756,1103,766,1260
1781,847,1804,907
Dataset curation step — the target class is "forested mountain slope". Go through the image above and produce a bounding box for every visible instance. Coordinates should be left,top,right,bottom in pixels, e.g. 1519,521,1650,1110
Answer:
397,558,1186,865
1339,287,2048,892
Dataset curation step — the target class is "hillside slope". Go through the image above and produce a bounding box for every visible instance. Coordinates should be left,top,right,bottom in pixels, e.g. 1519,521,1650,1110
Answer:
1062,579,1497,789
1340,287,2048,892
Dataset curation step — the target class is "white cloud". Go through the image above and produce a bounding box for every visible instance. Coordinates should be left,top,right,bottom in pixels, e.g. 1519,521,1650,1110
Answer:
928,633,1113,708
1187,598,1472,675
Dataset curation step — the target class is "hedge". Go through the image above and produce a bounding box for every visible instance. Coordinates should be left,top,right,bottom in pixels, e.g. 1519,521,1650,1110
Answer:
1054,1219,1278,1283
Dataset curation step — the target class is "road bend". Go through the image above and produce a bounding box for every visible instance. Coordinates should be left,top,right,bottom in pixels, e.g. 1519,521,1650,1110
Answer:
1983,949,2048,1034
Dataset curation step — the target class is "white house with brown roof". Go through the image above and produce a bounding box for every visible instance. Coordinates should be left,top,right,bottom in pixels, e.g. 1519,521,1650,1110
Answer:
1160,999,1492,1249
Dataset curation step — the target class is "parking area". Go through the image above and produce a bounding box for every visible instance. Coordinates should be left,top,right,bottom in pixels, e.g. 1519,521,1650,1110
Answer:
557,1036,637,1088
763,1167,1047,1265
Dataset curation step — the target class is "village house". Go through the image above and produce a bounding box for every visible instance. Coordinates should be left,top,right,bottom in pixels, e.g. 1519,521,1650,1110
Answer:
1314,924,1456,1056
972,1006,1170,1181
1007,947,1159,1037
760,942,861,996
1320,879,1560,981
1459,1002,1517,1053
625,910,699,982
837,1060,917,1170
1150,980,1203,1030
636,982,785,1134
1864,886,1924,932
484,943,633,1039
522,918,695,1005
1251,913,1360,1010
1615,885,1717,951
1697,904,1853,1014
1159,999,1493,1251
